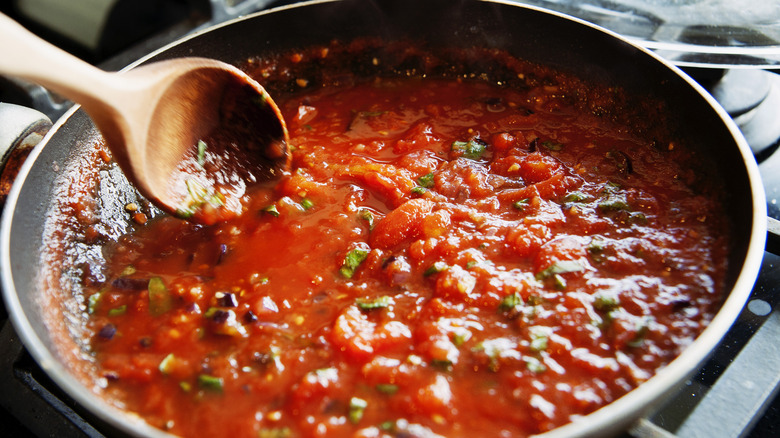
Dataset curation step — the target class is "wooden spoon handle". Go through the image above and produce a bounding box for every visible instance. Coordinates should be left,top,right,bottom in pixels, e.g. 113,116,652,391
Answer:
0,13,117,110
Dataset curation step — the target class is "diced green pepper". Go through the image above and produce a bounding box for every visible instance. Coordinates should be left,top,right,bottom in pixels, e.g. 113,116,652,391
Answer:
159,353,176,375
258,428,292,438
529,327,549,352
356,295,393,311
300,198,314,210
359,209,375,230
564,191,588,202
536,261,584,290
628,317,653,347
348,397,368,424
451,139,487,159
541,140,564,151
263,204,280,217
375,383,399,395
196,140,207,167
148,277,173,316
513,198,530,211
340,248,370,278
598,195,630,212
178,179,224,219
197,374,224,392
108,305,127,317
525,356,547,373
499,293,523,312
451,330,471,347
593,290,620,311
588,237,606,254
535,261,584,280
87,292,102,314
423,261,448,276
417,172,435,188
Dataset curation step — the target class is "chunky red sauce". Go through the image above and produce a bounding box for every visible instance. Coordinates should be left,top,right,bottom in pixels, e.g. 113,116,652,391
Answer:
79,50,728,438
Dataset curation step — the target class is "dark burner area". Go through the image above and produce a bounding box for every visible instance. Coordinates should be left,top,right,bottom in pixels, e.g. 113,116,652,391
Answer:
1,1,780,437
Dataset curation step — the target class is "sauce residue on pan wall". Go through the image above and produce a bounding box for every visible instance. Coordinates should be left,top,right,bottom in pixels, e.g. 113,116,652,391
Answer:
50,41,728,437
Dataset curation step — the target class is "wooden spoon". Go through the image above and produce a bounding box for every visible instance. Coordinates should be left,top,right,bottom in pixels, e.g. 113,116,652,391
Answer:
0,13,289,225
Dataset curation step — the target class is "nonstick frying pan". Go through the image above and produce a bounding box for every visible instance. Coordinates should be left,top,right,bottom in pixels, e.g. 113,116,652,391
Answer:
0,0,767,436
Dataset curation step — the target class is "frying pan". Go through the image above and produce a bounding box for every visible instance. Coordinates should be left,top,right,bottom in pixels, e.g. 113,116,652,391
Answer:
0,0,768,436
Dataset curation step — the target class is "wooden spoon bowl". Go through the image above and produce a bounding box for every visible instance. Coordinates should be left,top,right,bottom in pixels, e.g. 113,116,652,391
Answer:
0,13,289,224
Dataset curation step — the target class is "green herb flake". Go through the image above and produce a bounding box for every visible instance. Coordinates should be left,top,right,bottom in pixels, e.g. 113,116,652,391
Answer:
196,140,207,168
473,338,517,372
410,186,427,195
300,198,314,210
525,356,547,373
536,261,584,291
513,198,530,211
179,381,192,392
536,261,584,280
552,274,567,290
197,374,224,392
499,293,523,312
417,172,435,188
564,191,588,203
588,237,606,254
340,248,370,278
541,140,564,151
148,277,173,316
380,421,396,431
356,295,393,311
530,336,548,352
375,383,399,395
108,305,127,317
263,204,280,217
431,358,454,371
451,330,471,347
359,209,375,230
451,139,487,160
529,327,550,352
593,290,621,311
424,261,448,276
598,195,630,212
348,397,368,424
258,428,292,438
159,353,176,375
87,292,102,314
628,317,653,348
175,207,194,219
186,179,207,201
629,212,648,225
597,182,630,212
179,179,224,219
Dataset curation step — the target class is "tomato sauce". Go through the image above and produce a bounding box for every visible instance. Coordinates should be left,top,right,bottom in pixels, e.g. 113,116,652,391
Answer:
80,47,728,438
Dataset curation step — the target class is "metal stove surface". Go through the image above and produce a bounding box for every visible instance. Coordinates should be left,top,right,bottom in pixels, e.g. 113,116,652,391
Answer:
1,1,779,437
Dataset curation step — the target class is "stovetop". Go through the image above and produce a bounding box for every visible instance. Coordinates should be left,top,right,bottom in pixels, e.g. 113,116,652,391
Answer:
1,1,779,437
